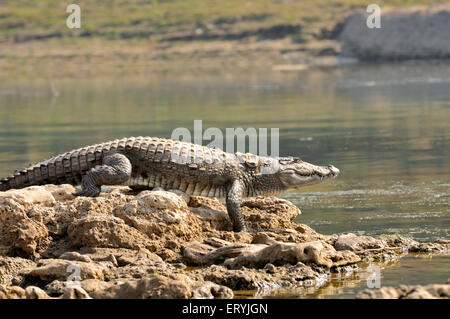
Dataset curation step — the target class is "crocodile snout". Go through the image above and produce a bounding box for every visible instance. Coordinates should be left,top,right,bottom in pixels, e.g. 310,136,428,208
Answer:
327,165,340,176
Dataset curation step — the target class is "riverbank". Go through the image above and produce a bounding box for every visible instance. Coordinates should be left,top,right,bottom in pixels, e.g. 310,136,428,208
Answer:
1,1,449,78
0,185,448,299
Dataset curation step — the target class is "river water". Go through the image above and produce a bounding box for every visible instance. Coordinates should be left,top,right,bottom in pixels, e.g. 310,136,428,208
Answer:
0,61,449,297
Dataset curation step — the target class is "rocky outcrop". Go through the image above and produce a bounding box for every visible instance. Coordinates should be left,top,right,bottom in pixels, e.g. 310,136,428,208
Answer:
357,279,450,299
338,4,450,60
0,185,448,299
183,239,360,269
88,274,233,299
24,259,109,281
0,256,36,285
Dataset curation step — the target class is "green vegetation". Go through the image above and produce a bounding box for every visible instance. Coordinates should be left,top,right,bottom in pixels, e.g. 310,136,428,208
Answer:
0,0,440,77
0,0,437,41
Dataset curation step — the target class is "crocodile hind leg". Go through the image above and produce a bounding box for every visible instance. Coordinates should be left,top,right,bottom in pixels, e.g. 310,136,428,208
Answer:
74,153,132,197
226,180,248,232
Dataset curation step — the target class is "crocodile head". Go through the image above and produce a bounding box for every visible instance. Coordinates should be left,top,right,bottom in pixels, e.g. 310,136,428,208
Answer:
276,157,340,190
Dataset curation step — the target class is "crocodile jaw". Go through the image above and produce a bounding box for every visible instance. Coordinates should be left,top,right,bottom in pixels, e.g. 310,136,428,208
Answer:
278,162,340,189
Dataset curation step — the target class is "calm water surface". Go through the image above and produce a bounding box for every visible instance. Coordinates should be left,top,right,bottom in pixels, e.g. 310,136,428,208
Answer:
234,254,450,299
0,61,449,297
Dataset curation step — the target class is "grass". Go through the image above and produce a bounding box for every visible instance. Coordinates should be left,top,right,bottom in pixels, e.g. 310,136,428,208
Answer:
0,0,438,40
0,0,442,77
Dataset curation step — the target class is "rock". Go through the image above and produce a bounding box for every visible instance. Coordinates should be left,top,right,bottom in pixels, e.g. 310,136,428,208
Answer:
201,266,275,291
251,228,325,245
77,247,130,262
251,233,277,245
59,251,92,263
183,241,267,266
90,274,232,299
67,215,153,250
166,189,190,203
41,184,76,202
0,256,35,285
188,196,301,232
223,241,360,269
62,286,92,299
191,280,234,299
25,286,51,299
45,278,113,297
264,263,276,274
24,259,109,282
357,280,450,299
334,233,386,252
0,285,25,299
80,279,116,295
333,234,424,261
0,186,55,206
184,239,360,269
115,191,203,234
116,191,190,228
105,248,173,280
138,190,188,213
241,197,300,231
192,263,325,291
115,248,163,266
182,241,222,265
357,286,406,299
52,194,131,235
45,280,70,296
422,283,450,298
189,197,230,230
3,218,50,258
409,241,450,253
0,199,51,257
72,247,173,280
189,196,225,213
403,287,439,299
338,4,450,60
77,247,162,267
377,235,418,248
0,185,447,298
113,191,205,259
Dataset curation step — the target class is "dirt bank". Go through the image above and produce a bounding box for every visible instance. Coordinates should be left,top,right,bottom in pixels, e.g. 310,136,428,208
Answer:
2,3,449,78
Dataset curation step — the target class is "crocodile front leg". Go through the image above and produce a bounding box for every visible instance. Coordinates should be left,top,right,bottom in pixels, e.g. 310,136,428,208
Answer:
74,153,132,197
226,180,248,232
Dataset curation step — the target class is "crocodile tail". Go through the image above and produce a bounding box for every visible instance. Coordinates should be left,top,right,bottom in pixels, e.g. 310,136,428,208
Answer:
0,168,35,191
0,138,142,192
0,159,78,191
0,156,83,191
0,141,118,192
0,178,10,191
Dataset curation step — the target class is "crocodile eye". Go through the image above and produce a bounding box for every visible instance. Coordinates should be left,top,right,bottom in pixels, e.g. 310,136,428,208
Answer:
279,157,292,165
244,159,258,168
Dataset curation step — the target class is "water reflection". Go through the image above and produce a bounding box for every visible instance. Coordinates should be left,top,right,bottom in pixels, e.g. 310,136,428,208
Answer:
233,254,449,299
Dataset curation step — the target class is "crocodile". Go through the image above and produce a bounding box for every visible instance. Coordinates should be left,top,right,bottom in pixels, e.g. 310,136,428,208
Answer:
0,136,339,232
